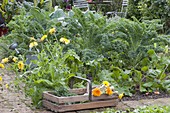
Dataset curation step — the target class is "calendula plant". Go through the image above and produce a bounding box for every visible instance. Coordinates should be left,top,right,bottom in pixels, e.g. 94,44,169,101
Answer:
17,42,82,107
4,6,62,55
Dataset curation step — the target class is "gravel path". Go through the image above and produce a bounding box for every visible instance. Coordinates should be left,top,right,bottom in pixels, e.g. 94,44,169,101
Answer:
0,67,52,113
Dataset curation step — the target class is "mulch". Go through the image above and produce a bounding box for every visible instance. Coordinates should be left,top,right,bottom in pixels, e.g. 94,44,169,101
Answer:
122,92,170,101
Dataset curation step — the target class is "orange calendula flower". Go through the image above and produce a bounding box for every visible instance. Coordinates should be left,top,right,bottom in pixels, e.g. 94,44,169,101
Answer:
102,81,110,87
106,87,113,95
59,38,70,44
40,35,47,41
92,88,102,97
49,28,56,35
119,93,124,99
0,63,5,68
1,58,9,63
29,41,38,48
18,61,24,70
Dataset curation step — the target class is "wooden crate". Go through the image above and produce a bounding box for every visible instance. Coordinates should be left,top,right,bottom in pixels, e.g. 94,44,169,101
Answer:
43,88,119,112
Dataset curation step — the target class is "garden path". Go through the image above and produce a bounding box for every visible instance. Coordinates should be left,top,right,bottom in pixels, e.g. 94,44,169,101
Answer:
0,67,52,113
0,67,170,113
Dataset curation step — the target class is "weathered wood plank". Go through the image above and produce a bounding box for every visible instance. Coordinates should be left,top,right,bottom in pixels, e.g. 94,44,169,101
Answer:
92,93,118,101
44,91,118,104
43,100,59,112
43,91,59,103
43,99,118,112
57,95,88,103
43,91,89,104
69,88,87,95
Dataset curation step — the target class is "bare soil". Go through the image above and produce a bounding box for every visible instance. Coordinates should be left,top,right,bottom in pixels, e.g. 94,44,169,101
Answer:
122,92,170,101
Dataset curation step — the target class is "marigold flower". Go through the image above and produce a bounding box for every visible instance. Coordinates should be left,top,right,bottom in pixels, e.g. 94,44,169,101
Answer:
106,87,113,95
92,88,102,97
29,41,38,48
60,37,70,44
0,63,5,68
0,76,2,81
119,93,124,99
18,61,24,70
102,81,110,87
5,84,9,89
49,28,56,34
1,58,9,63
12,57,18,62
40,35,47,41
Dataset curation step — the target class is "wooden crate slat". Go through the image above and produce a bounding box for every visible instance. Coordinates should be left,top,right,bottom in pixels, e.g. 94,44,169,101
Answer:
58,95,88,103
69,88,87,95
58,99,119,112
43,91,89,104
43,99,118,112
92,93,118,101
43,91,59,103
44,91,118,104
43,100,59,112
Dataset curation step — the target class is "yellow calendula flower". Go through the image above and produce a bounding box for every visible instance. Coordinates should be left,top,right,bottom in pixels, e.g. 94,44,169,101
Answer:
29,41,38,48
106,87,113,96
0,63,5,68
40,35,47,41
119,93,124,99
49,28,56,35
5,84,9,89
102,81,110,87
12,57,18,62
59,38,70,44
0,76,2,81
92,87,102,97
18,61,24,70
1,58,9,63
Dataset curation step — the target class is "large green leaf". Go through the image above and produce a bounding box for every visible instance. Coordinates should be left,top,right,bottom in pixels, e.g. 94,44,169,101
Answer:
35,79,53,86
29,7,45,22
143,82,153,87
50,8,66,19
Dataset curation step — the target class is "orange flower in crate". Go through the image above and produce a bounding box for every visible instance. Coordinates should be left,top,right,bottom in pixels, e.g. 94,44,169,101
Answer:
92,88,102,97
106,87,113,95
